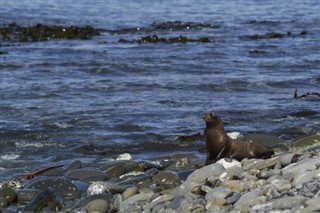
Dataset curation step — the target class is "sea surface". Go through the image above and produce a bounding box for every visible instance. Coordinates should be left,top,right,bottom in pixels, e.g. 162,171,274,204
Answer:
0,0,319,180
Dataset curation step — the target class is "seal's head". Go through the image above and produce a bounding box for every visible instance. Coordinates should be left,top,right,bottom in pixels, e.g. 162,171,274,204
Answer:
203,112,222,127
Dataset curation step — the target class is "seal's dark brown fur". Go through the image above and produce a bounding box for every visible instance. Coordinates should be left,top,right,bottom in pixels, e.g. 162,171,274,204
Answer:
204,113,274,165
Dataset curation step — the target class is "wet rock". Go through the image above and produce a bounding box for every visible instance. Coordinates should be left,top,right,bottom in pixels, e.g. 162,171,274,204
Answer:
16,189,42,204
242,134,283,146
289,135,320,152
103,164,127,180
25,177,80,200
23,188,64,212
87,181,125,196
177,169,195,181
65,160,82,171
0,197,9,209
125,160,160,172
0,23,100,42
0,187,17,203
177,132,202,141
65,168,106,180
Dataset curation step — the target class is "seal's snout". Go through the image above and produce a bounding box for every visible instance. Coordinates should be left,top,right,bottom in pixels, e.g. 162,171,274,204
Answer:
203,112,217,123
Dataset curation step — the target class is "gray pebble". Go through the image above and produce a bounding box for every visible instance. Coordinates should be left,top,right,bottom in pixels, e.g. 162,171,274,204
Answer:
205,186,232,201
271,196,307,209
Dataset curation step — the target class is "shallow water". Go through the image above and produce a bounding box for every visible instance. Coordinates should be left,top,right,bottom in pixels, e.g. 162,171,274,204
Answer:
1,0,320,179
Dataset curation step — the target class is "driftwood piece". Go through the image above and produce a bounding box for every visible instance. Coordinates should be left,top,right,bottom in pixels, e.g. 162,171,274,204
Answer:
17,165,63,180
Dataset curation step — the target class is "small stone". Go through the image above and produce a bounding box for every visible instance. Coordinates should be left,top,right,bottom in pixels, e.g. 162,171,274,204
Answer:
119,192,153,213
270,179,292,192
220,180,245,192
206,197,226,206
74,194,110,213
152,171,181,190
205,186,232,201
226,192,241,204
234,189,265,208
149,194,174,209
246,157,279,171
251,203,273,212
85,199,109,213
271,196,307,209
122,186,138,200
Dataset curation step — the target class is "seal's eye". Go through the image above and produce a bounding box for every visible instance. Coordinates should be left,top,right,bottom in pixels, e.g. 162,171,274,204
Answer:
210,113,216,118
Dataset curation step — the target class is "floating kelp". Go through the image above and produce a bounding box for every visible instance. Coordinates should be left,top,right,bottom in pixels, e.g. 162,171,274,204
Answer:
106,21,220,34
119,35,210,44
241,31,307,40
150,21,219,30
0,22,101,42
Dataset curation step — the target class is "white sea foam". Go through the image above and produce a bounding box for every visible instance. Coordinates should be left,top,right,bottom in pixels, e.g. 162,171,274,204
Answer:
15,141,65,148
1,154,20,160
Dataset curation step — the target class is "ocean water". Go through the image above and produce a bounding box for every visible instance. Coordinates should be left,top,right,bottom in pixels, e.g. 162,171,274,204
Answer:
0,0,319,179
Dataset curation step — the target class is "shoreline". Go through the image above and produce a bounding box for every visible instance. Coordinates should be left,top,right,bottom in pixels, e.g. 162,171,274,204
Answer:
0,135,319,212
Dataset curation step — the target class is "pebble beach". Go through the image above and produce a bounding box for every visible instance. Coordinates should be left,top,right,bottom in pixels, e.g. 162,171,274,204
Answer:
0,135,319,213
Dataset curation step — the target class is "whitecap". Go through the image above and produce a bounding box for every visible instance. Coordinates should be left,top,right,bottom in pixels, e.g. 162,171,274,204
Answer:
0,154,20,160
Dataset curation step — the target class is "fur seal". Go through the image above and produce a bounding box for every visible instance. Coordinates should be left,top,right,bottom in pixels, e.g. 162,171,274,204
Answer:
204,112,274,165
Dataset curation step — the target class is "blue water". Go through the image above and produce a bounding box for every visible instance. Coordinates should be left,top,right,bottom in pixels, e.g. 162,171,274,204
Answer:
0,0,319,179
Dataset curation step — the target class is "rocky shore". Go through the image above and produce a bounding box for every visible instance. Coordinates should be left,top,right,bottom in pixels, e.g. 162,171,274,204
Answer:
0,135,319,213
